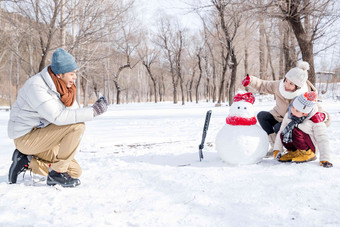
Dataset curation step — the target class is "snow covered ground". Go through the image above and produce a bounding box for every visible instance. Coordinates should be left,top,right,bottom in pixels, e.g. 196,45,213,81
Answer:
0,95,340,226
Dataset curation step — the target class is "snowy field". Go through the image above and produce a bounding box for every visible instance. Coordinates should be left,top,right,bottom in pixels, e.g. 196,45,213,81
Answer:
0,95,340,226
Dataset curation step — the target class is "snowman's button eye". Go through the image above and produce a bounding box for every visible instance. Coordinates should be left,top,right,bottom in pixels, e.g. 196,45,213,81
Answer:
244,107,247,109
238,107,240,109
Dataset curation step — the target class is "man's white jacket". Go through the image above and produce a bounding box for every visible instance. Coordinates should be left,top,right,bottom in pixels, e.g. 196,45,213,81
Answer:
8,66,94,139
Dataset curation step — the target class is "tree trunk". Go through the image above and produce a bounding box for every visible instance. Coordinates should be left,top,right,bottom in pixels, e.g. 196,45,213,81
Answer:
228,54,237,106
143,63,157,103
279,21,284,79
283,26,294,73
158,75,165,102
9,52,13,107
285,0,316,85
204,55,210,102
114,80,121,104
265,29,276,80
152,79,157,103
15,43,20,99
244,46,248,74
83,77,89,107
213,0,239,106
38,1,59,72
244,36,249,92
204,29,217,102
196,52,203,103
180,81,185,105
259,14,266,80
189,69,195,102
217,60,228,105
176,31,185,105
60,0,66,48
172,79,178,104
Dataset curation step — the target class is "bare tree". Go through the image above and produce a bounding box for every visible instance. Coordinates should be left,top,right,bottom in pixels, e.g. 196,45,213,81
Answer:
203,22,218,102
212,0,242,105
175,29,186,105
259,10,266,80
265,22,277,80
112,27,139,104
196,47,203,103
252,0,340,85
139,43,159,103
156,18,182,104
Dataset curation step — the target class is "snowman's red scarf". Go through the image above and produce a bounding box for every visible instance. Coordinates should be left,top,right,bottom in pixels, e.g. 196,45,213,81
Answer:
226,116,257,126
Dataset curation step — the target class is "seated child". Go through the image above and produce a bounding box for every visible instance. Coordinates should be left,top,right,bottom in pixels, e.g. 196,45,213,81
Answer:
273,91,333,168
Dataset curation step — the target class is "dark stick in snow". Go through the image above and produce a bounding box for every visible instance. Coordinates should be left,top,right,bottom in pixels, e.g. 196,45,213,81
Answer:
199,110,212,161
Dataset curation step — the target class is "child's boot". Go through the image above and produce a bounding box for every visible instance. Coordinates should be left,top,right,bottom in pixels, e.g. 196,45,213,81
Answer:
291,149,316,163
278,150,300,162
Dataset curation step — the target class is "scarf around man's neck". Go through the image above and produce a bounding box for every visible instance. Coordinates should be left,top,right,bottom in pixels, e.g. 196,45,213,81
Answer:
281,105,308,143
48,66,76,107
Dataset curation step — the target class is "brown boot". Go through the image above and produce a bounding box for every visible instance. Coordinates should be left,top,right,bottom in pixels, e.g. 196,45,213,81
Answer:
278,150,300,162
291,149,316,163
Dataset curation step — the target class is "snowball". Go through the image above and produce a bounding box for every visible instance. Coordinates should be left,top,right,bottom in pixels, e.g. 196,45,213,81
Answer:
215,124,269,165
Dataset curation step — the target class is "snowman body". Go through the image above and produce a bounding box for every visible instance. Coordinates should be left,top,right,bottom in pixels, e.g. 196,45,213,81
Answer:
215,95,269,165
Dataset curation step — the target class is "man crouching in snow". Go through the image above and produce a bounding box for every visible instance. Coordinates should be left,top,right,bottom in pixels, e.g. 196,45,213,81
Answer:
8,48,108,187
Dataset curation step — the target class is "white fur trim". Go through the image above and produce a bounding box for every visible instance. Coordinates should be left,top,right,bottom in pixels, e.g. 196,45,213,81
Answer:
279,79,308,100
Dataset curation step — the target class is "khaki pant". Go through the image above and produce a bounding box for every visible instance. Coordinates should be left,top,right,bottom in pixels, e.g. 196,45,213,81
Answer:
14,123,85,178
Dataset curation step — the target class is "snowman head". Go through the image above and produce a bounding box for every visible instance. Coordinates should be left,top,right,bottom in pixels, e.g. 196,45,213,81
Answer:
229,93,255,118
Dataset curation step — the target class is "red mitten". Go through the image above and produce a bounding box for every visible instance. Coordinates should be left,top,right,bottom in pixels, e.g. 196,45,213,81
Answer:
310,112,326,123
242,74,250,87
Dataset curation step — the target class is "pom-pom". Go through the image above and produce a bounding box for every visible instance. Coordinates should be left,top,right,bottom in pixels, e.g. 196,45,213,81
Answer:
304,91,317,102
297,61,310,71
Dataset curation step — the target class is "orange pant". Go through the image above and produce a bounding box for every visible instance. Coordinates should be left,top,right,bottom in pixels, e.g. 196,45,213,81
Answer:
14,123,85,178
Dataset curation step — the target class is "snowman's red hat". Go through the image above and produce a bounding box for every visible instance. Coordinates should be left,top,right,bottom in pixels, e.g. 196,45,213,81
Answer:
233,92,255,104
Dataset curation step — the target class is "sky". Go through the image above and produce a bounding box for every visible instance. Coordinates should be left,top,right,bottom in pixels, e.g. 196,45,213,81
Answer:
134,0,203,32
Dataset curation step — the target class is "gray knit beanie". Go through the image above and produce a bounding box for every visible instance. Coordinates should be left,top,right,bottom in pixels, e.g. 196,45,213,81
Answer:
51,48,78,74
292,92,317,114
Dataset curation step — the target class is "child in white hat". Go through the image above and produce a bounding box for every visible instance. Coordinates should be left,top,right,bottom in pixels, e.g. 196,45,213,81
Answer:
273,92,332,167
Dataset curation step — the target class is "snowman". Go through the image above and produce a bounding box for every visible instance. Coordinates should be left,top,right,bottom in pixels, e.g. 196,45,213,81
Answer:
215,92,268,165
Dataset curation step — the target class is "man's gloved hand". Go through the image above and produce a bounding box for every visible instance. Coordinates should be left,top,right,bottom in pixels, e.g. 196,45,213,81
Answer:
320,161,333,168
242,74,250,87
92,96,108,117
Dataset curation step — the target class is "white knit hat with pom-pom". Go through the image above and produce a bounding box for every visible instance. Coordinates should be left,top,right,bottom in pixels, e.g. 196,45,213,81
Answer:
285,61,310,88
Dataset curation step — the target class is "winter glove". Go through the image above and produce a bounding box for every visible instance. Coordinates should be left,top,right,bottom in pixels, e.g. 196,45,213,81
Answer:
320,161,333,168
310,112,326,123
242,74,250,87
273,150,282,160
92,96,108,117
273,150,280,159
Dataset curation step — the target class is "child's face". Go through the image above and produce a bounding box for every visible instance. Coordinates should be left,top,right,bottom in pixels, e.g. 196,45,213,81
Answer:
284,78,297,92
291,106,308,118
